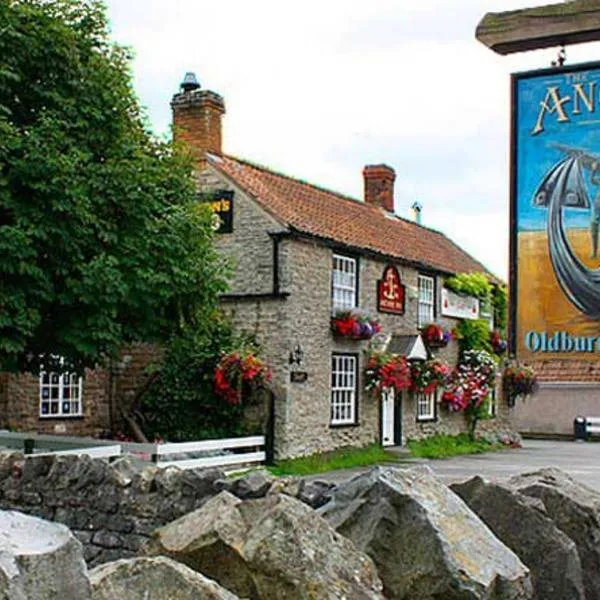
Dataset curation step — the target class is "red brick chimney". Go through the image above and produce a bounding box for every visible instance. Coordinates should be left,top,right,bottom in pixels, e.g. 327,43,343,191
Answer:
363,164,396,213
171,72,225,162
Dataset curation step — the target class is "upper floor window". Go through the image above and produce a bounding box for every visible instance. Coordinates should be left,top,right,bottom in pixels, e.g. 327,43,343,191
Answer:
332,254,357,311
39,369,83,418
418,275,435,327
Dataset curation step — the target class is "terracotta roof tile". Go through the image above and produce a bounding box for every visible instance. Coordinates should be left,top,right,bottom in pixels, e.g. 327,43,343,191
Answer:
209,154,497,278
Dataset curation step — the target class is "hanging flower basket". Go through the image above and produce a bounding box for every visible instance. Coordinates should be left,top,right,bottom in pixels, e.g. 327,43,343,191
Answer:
421,323,452,348
331,309,382,341
490,330,508,355
502,364,538,407
214,351,272,406
410,358,450,394
364,352,411,396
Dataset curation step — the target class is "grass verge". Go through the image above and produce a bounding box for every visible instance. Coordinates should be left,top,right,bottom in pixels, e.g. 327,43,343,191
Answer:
407,433,502,459
268,443,400,477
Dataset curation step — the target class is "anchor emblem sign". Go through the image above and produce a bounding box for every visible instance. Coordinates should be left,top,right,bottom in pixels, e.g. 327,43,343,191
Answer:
377,265,405,315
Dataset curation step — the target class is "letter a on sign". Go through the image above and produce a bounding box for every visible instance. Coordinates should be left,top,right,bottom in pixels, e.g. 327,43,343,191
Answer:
377,265,405,315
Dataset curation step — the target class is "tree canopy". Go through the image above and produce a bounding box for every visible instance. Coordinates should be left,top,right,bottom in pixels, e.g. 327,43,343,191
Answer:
0,0,228,373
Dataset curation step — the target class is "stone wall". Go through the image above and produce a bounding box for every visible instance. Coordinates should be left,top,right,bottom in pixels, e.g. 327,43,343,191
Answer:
0,452,224,567
197,164,286,295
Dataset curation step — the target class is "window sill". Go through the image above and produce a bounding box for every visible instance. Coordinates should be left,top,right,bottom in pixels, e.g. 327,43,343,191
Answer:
329,422,360,429
416,417,437,424
39,415,84,421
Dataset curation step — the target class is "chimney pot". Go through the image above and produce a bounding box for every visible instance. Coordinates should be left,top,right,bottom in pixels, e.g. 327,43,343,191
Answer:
171,73,225,161
181,71,200,93
363,164,396,213
411,201,423,225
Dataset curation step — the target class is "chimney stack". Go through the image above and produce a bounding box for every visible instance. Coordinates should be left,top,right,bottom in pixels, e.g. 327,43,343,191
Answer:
363,164,396,213
171,72,225,162
411,201,423,225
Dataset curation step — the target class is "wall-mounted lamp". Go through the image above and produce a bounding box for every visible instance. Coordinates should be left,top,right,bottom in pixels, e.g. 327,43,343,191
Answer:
288,343,304,367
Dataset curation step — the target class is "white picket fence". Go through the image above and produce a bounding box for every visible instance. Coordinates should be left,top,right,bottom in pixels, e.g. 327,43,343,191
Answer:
0,431,266,470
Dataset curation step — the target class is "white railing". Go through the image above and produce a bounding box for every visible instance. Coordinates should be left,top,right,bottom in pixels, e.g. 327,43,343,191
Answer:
0,431,266,470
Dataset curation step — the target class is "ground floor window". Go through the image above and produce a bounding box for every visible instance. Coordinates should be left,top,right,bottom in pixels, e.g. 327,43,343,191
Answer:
331,354,357,425
39,371,83,417
416,390,436,421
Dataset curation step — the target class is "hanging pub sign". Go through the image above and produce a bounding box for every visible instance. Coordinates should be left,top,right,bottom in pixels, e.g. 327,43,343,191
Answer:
511,61,600,359
441,288,479,320
377,265,405,315
201,190,234,233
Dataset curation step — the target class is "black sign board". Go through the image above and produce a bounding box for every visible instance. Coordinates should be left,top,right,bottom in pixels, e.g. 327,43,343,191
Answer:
203,190,234,234
290,371,308,383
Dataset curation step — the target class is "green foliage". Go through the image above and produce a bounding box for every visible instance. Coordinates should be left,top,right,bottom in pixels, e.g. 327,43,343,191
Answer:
0,0,228,373
445,273,508,336
492,285,508,334
444,273,492,300
268,444,399,477
454,319,494,355
139,319,262,442
407,433,498,459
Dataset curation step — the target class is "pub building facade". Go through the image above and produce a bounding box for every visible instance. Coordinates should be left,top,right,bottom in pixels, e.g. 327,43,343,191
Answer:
0,75,512,457
175,76,512,457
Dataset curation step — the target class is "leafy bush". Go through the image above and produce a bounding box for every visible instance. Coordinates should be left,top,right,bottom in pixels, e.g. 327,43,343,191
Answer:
444,273,492,300
138,318,265,442
454,319,494,355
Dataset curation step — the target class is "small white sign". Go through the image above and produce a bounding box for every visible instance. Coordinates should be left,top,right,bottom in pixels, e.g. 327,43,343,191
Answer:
441,288,479,320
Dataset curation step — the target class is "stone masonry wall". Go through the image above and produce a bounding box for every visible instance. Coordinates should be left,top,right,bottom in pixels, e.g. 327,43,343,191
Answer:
0,452,224,567
197,164,286,295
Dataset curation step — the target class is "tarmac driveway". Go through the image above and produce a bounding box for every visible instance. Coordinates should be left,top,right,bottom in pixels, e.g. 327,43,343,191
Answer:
407,439,600,490
316,439,600,491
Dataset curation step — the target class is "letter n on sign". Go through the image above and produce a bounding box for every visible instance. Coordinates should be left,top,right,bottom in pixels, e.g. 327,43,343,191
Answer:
378,265,405,315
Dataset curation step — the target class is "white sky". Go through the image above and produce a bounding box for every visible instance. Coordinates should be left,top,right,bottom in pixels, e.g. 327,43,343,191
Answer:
105,0,600,280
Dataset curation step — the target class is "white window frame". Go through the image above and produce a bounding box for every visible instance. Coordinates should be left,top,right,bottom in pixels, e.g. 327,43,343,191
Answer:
331,354,357,426
332,254,357,312
418,274,435,327
39,367,83,418
416,390,436,421
488,389,497,417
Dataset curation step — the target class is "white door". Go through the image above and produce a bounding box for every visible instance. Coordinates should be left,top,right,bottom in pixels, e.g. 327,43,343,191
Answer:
381,388,395,447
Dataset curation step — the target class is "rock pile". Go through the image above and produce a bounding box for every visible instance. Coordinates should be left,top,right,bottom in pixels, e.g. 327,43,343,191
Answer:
454,467,600,600
1,461,599,599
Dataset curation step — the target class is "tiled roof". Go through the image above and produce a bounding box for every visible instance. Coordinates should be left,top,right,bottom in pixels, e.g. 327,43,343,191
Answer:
531,360,600,382
209,154,496,278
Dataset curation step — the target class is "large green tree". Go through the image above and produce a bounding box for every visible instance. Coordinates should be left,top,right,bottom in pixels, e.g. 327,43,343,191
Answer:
0,0,228,373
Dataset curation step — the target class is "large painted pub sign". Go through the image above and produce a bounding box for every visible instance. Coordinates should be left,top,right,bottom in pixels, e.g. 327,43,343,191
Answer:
377,265,405,315
512,61,600,358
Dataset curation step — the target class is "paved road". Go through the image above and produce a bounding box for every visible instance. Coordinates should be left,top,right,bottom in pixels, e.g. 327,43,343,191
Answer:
315,440,600,490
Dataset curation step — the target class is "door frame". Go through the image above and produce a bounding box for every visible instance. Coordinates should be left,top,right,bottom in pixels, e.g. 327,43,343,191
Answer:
380,388,402,446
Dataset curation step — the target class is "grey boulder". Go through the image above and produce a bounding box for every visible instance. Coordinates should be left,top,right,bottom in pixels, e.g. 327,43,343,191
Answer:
0,509,91,599
216,469,275,499
89,556,239,599
509,467,600,600
146,490,384,599
320,466,533,600
452,475,584,600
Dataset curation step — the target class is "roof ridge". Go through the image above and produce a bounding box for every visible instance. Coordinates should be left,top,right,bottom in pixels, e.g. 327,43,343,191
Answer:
221,153,365,206
220,154,466,238
210,153,501,282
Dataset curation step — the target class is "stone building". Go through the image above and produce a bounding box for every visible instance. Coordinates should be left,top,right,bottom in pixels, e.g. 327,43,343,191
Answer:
172,76,510,457
0,75,510,457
